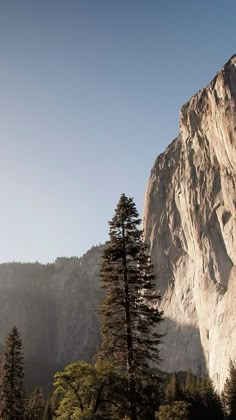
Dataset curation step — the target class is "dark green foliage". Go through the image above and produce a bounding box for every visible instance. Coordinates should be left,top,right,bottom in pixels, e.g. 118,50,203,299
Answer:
42,397,54,420
184,369,197,399
199,376,223,417
223,359,236,419
0,326,25,420
161,370,224,420
165,373,181,402
183,371,223,419
97,194,164,419
27,386,45,419
156,401,190,420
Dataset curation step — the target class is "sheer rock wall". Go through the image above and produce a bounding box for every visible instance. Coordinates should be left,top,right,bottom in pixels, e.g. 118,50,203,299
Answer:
1,57,236,393
143,55,236,391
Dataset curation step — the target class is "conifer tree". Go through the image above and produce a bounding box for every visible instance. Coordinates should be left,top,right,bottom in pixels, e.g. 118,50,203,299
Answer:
43,397,53,420
0,326,25,420
184,369,197,399
199,376,223,419
165,373,181,402
27,386,45,419
98,194,164,420
223,359,236,419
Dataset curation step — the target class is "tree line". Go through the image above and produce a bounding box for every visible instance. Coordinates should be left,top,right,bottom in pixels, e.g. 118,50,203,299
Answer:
0,194,235,419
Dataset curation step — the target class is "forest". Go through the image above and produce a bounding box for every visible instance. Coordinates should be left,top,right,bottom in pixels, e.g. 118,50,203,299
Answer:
0,195,235,420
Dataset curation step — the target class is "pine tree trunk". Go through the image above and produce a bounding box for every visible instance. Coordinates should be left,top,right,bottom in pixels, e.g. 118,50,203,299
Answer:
122,222,137,420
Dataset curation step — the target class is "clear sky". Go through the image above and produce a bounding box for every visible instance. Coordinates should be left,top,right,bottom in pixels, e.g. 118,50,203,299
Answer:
0,0,235,263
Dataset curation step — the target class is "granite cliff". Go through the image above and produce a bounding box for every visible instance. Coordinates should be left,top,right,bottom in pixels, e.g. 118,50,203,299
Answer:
0,56,235,394
143,55,236,391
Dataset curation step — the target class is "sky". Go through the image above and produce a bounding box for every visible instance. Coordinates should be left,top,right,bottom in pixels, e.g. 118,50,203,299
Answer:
0,0,235,263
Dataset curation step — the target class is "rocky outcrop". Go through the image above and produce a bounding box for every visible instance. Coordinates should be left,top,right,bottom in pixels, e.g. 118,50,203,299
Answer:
143,55,236,391
0,245,103,391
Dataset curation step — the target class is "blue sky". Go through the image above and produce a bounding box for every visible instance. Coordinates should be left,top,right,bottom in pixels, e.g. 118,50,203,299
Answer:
0,0,235,262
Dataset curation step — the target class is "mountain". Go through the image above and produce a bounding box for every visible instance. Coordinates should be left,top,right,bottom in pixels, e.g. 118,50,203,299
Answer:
0,56,235,394
143,55,236,392
0,246,103,391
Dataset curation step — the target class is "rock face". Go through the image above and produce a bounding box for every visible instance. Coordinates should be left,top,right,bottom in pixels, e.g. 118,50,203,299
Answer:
143,55,236,392
0,246,103,391
0,56,235,395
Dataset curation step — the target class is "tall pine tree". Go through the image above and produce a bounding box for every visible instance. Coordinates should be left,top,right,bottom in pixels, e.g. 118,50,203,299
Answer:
43,397,54,420
223,359,236,419
97,194,163,420
0,326,25,420
165,373,181,402
27,386,45,419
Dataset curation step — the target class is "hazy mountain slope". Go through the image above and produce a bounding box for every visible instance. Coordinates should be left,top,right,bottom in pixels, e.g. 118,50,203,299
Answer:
0,245,103,391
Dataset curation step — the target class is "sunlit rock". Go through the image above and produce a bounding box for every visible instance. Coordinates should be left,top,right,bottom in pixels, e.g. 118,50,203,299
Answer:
143,55,236,392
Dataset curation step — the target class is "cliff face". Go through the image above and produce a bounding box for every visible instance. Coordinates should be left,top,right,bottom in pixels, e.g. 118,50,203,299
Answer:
1,57,235,394
0,246,103,391
143,55,236,391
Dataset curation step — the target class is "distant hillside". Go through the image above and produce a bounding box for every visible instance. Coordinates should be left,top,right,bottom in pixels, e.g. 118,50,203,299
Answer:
0,245,103,391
